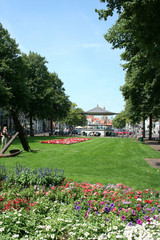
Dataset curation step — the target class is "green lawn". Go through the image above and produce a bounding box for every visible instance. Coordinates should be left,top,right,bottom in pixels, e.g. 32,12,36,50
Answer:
1,136,160,190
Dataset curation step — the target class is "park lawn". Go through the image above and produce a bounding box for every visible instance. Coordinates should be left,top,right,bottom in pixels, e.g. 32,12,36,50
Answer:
1,136,160,191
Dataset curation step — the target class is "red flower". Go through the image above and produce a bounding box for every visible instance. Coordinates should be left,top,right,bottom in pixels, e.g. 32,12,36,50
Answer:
144,200,153,204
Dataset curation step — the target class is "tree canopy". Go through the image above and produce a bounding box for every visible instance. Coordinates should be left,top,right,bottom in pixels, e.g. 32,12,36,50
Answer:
63,103,86,127
96,0,160,138
0,23,72,148
0,23,28,112
112,110,126,129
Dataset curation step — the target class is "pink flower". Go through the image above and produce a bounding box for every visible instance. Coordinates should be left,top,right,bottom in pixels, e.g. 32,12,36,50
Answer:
137,219,143,225
112,207,117,212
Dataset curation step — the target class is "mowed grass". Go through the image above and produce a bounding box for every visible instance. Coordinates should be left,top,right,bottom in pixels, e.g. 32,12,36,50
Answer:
1,136,160,190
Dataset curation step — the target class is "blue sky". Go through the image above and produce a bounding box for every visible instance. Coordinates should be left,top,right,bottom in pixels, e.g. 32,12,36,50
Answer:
0,0,126,113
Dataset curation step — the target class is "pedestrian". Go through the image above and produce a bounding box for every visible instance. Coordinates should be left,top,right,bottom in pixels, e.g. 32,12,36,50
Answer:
1,125,8,149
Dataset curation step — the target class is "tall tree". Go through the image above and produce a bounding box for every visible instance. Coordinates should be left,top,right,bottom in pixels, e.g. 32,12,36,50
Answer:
112,110,126,129
22,52,50,136
64,103,86,127
96,0,160,139
46,72,71,131
0,23,30,151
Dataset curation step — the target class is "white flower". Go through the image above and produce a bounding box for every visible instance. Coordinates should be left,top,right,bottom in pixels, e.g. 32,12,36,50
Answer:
84,232,90,237
137,198,142,201
0,227,4,232
46,225,51,231
116,235,123,238
113,226,118,230
107,233,111,238
0,222,3,225
51,234,55,239
12,234,19,238
37,225,44,229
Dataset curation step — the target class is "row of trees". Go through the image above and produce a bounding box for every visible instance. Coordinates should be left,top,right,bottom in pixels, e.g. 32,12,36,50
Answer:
96,0,160,139
0,23,84,151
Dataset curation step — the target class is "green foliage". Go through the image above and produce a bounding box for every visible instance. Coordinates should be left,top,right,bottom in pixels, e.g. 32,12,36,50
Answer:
46,72,71,122
124,99,141,125
1,136,160,191
22,52,50,119
96,0,160,129
0,180,159,239
0,23,29,112
0,164,65,187
112,110,126,128
63,102,86,127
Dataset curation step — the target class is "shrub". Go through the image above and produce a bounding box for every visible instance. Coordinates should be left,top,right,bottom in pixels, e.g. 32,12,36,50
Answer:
1,164,65,187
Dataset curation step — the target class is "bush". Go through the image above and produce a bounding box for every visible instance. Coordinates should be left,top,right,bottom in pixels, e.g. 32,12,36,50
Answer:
0,164,65,187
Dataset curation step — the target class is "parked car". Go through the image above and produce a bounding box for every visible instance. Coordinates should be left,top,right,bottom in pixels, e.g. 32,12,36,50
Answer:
72,129,81,135
115,129,132,135
126,130,132,135
54,130,63,135
89,132,101,136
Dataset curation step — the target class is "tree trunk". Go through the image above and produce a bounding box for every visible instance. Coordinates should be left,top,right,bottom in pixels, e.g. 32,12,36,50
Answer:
10,110,31,151
158,120,160,144
149,114,152,140
29,115,34,137
143,117,145,138
50,119,53,133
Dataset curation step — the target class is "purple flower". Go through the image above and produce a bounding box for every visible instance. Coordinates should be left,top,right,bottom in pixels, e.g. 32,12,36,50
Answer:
128,222,133,226
104,207,111,213
106,218,109,222
76,205,81,210
110,203,114,208
137,219,143,225
146,208,151,212
152,207,155,212
121,215,126,220
75,201,80,206
132,210,136,216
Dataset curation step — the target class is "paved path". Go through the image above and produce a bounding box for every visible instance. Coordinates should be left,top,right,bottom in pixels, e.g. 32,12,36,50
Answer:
144,139,160,169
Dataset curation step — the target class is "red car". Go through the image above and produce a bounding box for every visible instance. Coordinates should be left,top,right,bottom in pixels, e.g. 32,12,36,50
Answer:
116,129,132,135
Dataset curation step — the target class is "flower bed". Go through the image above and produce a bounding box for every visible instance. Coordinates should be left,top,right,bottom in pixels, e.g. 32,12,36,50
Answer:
40,137,92,145
0,179,159,239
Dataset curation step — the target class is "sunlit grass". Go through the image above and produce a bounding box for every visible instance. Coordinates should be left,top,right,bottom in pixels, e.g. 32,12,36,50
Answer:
1,136,160,190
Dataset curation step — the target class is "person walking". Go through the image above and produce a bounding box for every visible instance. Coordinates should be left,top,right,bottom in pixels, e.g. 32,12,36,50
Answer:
1,125,8,149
